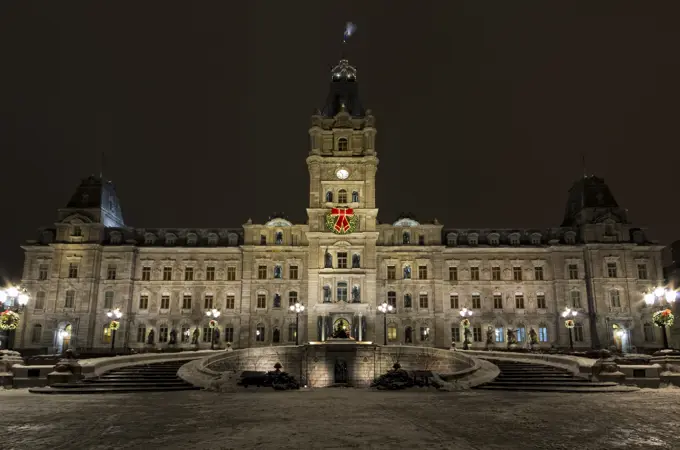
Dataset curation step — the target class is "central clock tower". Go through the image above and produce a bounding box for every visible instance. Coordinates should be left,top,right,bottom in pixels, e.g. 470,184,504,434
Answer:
304,58,379,342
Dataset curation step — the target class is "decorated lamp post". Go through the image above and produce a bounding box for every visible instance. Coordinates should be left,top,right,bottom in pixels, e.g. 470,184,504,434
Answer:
377,302,393,346
106,308,123,351
460,308,473,350
562,307,578,352
289,301,305,345
0,286,30,350
206,308,221,350
644,287,677,350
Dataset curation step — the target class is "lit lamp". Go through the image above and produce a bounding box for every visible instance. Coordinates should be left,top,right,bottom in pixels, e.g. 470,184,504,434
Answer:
561,307,578,352
460,307,473,350
289,302,305,346
644,287,677,350
106,308,123,351
0,286,30,350
377,302,393,346
206,308,221,350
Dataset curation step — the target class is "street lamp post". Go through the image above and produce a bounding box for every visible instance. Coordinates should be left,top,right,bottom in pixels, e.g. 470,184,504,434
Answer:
561,307,578,352
106,308,123,351
460,308,473,350
206,309,221,350
289,302,305,345
377,302,393,346
644,287,677,350
0,286,30,350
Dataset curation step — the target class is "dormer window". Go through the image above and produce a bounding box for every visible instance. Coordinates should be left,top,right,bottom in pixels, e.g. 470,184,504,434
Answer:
186,233,197,246
72,226,82,237
488,233,499,246
446,233,458,246
351,191,359,203
565,231,576,245
467,233,478,246
337,138,348,151
144,233,156,245
338,189,348,204
509,233,520,246
165,234,176,245
325,191,333,202
402,231,411,245
530,233,542,245
275,231,283,245
207,233,218,246
110,232,122,245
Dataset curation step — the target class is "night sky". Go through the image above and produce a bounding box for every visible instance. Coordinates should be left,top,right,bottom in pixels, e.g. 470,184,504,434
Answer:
1,1,679,281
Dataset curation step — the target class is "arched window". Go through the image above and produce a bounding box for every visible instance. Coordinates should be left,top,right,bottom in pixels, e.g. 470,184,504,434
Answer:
403,231,410,245
387,323,397,341
337,138,348,151
256,324,265,342
186,233,197,245
275,231,283,245
325,191,333,202
351,191,359,202
207,233,218,245
31,324,42,343
404,326,413,344
288,323,297,342
159,325,169,343
338,189,348,203
273,327,280,343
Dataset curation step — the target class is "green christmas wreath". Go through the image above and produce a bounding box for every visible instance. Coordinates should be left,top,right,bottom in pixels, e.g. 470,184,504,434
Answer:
325,208,358,234
209,319,218,329
0,310,20,330
109,320,120,331
653,309,674,328
564,319,575,329
460,318,471,329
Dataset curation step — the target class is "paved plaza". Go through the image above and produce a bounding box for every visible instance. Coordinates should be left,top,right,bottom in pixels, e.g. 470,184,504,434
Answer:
2,388,679,450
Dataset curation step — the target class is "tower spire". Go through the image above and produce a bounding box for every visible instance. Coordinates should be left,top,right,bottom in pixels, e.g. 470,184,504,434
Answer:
581,153,587,178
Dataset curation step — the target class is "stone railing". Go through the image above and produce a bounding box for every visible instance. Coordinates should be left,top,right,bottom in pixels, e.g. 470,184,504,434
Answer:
78,349,223,378
460,350,595,379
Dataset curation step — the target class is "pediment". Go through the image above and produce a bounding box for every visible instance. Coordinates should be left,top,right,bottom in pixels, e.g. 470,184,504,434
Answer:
333,240,352,248
59,213,94,224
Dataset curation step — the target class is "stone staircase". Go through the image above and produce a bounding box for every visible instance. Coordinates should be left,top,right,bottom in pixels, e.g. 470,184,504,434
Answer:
475,359,638,393
29,360,200,394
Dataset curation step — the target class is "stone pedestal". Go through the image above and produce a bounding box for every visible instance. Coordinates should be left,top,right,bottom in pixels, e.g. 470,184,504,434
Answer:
592,352,625,383
47,351,83,386
1,349,23,389
650,352,680,387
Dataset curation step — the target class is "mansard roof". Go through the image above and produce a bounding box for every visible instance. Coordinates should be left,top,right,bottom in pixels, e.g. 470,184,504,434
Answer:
561,175,626,226
61,175,125,227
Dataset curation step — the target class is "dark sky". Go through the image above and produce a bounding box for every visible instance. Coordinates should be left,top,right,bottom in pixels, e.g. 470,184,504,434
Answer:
1,1,679,280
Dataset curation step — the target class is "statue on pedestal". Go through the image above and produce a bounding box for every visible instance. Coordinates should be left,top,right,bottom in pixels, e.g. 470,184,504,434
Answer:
168,329,177,345
191,328,200,345
485,326,494,349
147,329,155,346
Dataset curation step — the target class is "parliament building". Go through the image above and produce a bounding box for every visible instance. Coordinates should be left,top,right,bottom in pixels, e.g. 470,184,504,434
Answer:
17,57,667,354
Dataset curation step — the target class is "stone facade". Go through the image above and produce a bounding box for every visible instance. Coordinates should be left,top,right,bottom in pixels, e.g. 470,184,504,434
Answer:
17,58,667,354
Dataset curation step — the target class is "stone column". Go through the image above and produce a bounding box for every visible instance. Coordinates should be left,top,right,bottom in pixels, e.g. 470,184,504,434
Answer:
358,313,363,341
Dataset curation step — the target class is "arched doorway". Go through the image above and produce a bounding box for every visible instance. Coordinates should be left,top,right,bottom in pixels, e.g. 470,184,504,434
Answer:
331,318,351,339
56,322,72,353
612,323,629,353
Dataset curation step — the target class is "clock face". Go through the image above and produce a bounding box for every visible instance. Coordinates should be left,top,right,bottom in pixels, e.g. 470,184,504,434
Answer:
336,169,349,180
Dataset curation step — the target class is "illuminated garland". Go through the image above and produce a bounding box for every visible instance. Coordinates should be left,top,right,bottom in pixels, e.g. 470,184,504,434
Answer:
653,309,674,328
325,208,358,234
209,319,218,329
109,320,120,331
0,310,20,330
564,319,575,329
461,319,471,329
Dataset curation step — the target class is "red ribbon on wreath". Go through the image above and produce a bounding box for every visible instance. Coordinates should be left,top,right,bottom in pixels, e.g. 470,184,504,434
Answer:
330,208,354,233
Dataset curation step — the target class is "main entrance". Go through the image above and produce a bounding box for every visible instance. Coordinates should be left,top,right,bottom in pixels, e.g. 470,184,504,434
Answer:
334,358,348,383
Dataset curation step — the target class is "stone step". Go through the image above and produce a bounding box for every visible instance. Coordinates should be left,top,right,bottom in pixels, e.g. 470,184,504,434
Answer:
497,373,575,378
83,378,184,384
498,370,570,375
97,376,182,381
110,370,179,375
476,384,639,393
488,380,618,387
496,377,590,383
50,381,191,388
29,385,200,394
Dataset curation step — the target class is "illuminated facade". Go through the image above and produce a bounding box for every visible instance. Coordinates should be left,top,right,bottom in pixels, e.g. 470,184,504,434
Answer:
18,58,667,353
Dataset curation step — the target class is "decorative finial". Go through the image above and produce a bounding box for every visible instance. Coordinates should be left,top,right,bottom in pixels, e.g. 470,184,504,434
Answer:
343,22,357,43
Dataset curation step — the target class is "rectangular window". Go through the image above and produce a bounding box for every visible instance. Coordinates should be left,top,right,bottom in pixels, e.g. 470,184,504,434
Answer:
418,235,425,246
449,266,458,281
418,265,428,280
104,291,114,309
31,325,42,343
337,252,348,269
257,266,267,280
227,267,236,281
288,291,298,307
419,294,428,309
202,327,211,343
515,294,525,309
534,266,544,281
136,326,146,343
451,327,461,342
224,327,234,343
38,264,49,280
257,294,266,309
568,264,579,280
491,266,501,281
141,267,151,281
571,291,581,308
473,326,482,342
493,294,503,309
160,295,170,310
472,294,481,309
607,262,618,278
574,324,584,342
420,327,430,341
337,283,348,302
637,264,648,280
68,263,79,279
107,264,117,280
516,327,526,342
387,266,396,280
256,326,265,342
226,295,235,309
184,267,194,281
387,291,397,309
159,326,168,343
610,290,621,308
289,265,298,280
449,294,459,309
34,291,46,310
643,324,654,342
204,295,214,309
512,266,522,281
139,295,149,310
182,295,192,310
206,267,215,281
538,327,548,342
537,294,546,309
387,326,397,341
495,327,505,343
470,267,479,281
163,267,172,281
65,291,75,308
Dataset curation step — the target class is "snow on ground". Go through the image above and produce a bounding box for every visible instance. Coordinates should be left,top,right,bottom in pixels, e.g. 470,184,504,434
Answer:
1,388,679,450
